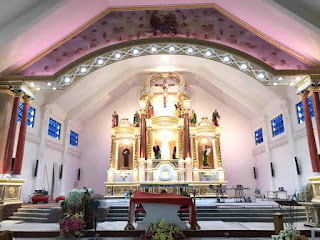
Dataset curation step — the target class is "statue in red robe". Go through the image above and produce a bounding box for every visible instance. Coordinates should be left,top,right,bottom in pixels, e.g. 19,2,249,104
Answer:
147,102,154,119
112,111,119,127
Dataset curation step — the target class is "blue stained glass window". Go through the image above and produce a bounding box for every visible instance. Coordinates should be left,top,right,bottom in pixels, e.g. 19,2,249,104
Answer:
48,118,61,140
271,114,285,137
70,131,79,147
17,102,36,128
296,97,314,124
255,128,263,145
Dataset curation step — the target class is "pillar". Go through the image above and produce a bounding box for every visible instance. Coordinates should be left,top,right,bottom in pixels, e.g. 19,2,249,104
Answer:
184,112,191,159
311,89,320,147
301,93,320,173
140,112,146,159
214,134,222,168
12,96,31,177
2,92,22,176
147,127,152,160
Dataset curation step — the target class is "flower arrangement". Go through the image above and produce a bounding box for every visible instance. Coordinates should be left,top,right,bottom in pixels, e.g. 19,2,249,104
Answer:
272,229,300,240
140,219,187,240
59,211,85,239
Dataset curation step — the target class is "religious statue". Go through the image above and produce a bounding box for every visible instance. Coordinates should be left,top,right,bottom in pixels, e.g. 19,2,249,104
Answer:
112,111,119,127
203,145,211,167
133,111,140,127
175,102,182,117
153,145,161,159
147,101,154,119
122,148,130,168
155,79,174,108
212,109,221,126
190,110,197,126
172,146,177,159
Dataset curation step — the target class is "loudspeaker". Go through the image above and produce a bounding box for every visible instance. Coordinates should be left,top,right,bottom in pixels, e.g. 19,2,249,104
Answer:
34,160,39,177
295,157,300,175
10,158,15,175
271,163,275,177
77,168,81,181
59,165,63,179
253,167,257,179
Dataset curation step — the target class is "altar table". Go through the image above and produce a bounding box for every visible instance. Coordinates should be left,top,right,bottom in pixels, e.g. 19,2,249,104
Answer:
129,191,197,229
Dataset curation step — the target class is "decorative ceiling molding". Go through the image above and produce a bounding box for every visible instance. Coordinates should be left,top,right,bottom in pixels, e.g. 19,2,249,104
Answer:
7,4,319,76
2,38,320,92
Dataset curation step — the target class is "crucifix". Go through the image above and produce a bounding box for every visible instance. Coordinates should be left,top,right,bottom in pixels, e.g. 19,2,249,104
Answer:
155,79,175,107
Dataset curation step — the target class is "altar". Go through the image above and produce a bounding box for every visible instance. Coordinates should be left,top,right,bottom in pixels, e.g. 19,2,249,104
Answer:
105,72,227,197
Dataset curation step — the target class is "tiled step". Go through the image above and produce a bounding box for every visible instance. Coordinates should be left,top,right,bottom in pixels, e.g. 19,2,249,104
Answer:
8,216,48,223
12,212,50,218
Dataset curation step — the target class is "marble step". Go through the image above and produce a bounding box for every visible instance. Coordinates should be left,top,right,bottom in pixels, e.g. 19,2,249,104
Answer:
8,216,48,223
17,208,51,213
12,212,50,218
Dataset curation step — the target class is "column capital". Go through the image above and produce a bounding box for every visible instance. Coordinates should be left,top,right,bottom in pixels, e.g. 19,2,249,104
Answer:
22,94,33,104
298,90,309,99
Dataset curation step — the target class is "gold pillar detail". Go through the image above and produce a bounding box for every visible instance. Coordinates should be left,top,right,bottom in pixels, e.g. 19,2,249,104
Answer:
178,127,183,158
191,134,197,168
147,127,152,160
110,135,116,168
215,134,222,167
134,134,140,169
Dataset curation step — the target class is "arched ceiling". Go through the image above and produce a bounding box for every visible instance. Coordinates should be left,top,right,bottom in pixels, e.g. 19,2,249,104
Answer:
37,55,284,123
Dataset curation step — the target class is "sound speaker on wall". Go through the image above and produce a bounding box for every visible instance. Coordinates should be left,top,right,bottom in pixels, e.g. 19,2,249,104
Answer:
34,160,39,177
59,165,63,179
78,168,81,181
271,163,275,177
10,158,15,175
295,157,300,175
253,167,257,179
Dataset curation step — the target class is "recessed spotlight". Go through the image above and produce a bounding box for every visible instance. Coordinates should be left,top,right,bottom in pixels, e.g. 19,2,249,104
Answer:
97,59,104,65
258,73,265,79
115,53,121,59
52,87,57,90
47,82,52,86
289,82,294,86
80,67,87,73
295,76,301,81
223,56,230,62
278,77,283,81
169,46,175,52
64,77,71,83
273,82,278,86
205,50,212,57
30,82,35,87
240,63,248,70
36,87,41,91
133,49,139,54
187,47,194,53
151,47,157,52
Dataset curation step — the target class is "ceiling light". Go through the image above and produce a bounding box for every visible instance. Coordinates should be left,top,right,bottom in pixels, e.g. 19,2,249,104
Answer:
205,51,212,57
187,47,193,53
240,63,248,70
223,56,230,62
133,49,139,54
80,67,87,73
97,59,104,65
47,82,52,86
295,76,301,81
52,87,57,90
278,77,283,81
30,82,35,87
36,87,41,91
115,53,121,59
64,77,71,83
169,46,175,52
273,82,278,86
289,82,294,86
258,73,265,79
151,47,157,52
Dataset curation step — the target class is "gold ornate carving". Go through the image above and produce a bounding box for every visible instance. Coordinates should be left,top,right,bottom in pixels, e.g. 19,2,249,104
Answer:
147,128,152,160
110,135,116,168
298,91,309,99
134,135,139,169
309,86,320,93
178,127,183,158
215,135,222,167
191,135,198,168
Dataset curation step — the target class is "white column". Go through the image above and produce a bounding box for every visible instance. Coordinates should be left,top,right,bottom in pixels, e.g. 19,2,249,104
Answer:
35,105,51,190
138,158,146,182
178,159,185,181
146,159,153,181
185,157,193,181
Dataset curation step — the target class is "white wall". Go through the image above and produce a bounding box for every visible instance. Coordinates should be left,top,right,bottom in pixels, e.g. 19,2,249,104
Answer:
79,85,256,195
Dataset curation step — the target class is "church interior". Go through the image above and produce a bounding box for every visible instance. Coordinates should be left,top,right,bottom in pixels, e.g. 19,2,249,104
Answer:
0,0,320,239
